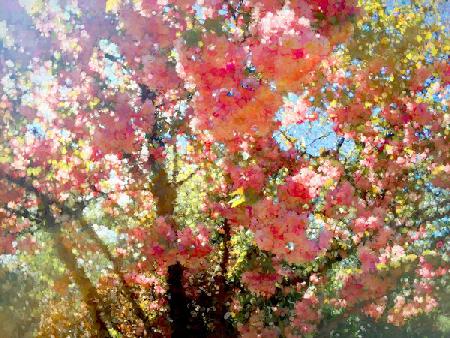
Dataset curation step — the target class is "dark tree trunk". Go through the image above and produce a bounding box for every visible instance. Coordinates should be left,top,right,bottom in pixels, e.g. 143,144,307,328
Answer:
151,161,215,336
150,160,199,337
208,219,237,338
167,262,194,337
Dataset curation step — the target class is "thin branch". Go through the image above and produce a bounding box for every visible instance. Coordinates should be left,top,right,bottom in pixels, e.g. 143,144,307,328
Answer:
278,129,297,149
307,131,334,148
1,205,42,224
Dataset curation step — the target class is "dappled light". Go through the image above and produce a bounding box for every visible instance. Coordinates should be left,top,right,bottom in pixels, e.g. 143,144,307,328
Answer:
0,0,449,337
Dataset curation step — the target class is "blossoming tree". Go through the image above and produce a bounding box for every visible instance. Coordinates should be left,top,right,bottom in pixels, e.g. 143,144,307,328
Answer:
0,0,448,337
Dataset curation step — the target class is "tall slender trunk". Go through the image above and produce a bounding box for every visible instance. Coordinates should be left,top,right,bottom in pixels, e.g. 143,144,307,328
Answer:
84,224,163,337
167,262,192,337
1,174,116,336
150,160,206,337
42,201,115,337
52,231,113,337
209,219,236,337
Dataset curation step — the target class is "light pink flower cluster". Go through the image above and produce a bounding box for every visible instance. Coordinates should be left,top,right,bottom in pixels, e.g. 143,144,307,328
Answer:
250,199,330,264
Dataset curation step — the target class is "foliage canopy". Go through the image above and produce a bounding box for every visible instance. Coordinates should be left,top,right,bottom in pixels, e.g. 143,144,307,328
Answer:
0,0,449,337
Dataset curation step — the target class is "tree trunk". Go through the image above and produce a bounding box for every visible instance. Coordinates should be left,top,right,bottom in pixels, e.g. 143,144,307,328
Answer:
151,161,199,336
209,219,236,337
1,174,115,336
167,262,194,337
52,231,113,337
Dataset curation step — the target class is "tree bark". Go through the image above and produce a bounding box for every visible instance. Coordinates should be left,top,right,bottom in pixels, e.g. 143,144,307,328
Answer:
52,231,113,337
150,160,198,337
84,223,163,337
167,262,193,337
0,174,115,336
209,219,236,337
